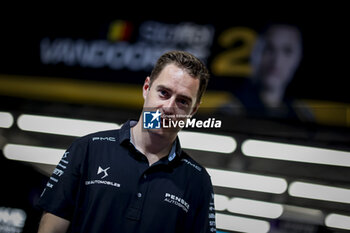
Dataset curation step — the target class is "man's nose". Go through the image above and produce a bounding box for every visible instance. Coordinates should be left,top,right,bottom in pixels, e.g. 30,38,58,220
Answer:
162,98,176,114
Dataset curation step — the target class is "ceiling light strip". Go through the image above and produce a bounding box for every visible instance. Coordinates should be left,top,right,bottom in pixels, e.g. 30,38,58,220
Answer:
227,197,283,219
242,139,350,167
289,181,350,204
0,112,14,128
216,213,270,233
3,144,65,165
325,213,350,231
179,131,236,154
207,168,287,194
17,114,120,137
214,194,283,219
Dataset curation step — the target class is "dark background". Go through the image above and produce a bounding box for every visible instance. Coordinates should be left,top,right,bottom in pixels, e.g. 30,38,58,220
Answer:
1,7,349,233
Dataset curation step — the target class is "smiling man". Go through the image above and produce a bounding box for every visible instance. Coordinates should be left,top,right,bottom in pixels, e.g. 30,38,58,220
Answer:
37,51,216,233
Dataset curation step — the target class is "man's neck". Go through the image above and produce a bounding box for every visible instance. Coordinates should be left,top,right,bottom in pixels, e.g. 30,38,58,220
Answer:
131,119,177,166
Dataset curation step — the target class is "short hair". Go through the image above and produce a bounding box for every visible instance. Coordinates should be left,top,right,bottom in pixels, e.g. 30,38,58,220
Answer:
149,50,210,105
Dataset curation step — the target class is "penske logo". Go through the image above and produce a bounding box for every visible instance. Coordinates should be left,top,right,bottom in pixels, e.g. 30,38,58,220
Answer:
164,193,190,213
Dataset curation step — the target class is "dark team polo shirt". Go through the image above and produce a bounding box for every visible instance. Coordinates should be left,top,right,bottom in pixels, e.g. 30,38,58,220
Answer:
38,120,216,233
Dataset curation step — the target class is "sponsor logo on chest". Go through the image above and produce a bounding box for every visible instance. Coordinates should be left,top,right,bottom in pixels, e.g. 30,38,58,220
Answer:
85,165,121,188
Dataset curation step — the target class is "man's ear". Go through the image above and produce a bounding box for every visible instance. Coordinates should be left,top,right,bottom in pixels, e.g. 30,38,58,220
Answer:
143,77,151,100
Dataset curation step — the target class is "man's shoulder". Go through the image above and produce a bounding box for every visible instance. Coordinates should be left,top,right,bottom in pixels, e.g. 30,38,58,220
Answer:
73,128,121,146
179,151,211,181
86,129,120,140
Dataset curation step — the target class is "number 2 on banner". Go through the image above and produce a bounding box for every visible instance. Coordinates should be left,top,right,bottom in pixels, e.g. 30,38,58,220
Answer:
211,27,257,77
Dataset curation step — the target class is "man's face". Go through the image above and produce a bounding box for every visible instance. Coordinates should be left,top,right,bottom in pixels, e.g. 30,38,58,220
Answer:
142,64,200,134
258,26,302,91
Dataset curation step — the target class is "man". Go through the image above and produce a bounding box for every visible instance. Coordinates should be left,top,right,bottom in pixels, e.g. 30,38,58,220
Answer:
37,50,216,233
226,23,313,121
250,23,303,109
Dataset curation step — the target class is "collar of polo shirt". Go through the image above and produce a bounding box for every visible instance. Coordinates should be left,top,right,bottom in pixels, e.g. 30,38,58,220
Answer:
126,120,179,163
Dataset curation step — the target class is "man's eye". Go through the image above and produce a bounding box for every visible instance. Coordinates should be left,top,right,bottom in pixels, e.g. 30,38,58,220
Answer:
178,99,189,106
159,90,168,97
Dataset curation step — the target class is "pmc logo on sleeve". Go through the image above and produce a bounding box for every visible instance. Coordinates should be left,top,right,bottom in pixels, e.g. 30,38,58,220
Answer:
143,110,161,129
